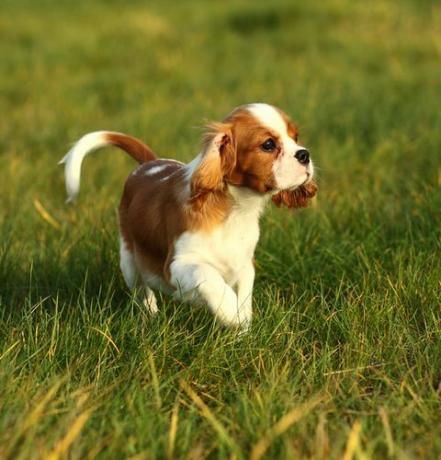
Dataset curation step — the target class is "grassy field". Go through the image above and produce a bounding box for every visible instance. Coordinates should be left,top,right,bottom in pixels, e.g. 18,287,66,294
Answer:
1,0,441,458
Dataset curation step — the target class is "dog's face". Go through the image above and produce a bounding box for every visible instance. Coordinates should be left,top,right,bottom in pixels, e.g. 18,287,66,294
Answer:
226,103,313,194
191,103,316,208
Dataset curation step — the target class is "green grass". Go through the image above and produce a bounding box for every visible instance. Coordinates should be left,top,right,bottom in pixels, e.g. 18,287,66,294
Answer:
1,0,441,458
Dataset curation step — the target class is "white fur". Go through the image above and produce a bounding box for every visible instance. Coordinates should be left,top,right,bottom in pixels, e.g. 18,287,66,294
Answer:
168,187,266,330
144,165,167,176
119,237,137,289
248,103,287,134
184,152,203,181
59,131,118,202
132,164,145,176
118,186,265,328
119,237,159,314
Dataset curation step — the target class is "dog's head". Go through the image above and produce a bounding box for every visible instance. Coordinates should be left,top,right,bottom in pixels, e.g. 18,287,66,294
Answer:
191,103,317,208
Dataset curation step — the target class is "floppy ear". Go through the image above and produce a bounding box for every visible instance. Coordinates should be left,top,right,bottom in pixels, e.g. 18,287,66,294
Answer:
272,180,318,209
190,122,236,197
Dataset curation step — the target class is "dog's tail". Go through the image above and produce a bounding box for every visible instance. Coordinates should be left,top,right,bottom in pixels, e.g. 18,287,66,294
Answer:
59,131,157,202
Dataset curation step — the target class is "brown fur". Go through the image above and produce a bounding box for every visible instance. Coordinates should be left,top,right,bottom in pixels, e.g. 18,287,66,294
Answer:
224,109,280,192
187,123,237,231
191,123,236,196
272,180,318,208
119,161,187,281
106,132,157,164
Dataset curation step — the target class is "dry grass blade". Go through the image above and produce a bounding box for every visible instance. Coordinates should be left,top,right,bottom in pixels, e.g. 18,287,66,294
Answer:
0,340,20,361
148,352,162,409
342,420,362,460
45,409,92,460
4,380,63,457
250,395,323,460
315,413,329,460
323,363,386,376
379,407,394,457
20,381,63,434
89,326,120,354
180,380,240,455
167,401,180,460
33,199,61,229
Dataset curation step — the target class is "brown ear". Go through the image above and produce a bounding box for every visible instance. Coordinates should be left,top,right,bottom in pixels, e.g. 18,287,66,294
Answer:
190,122,236,197
272,180,318,209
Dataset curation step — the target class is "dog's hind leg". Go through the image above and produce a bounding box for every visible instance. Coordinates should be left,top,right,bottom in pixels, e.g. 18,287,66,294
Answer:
119,237,158,315
119,237,138,290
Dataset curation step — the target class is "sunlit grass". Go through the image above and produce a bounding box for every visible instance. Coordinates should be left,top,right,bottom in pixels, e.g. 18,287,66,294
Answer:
1,0,440,458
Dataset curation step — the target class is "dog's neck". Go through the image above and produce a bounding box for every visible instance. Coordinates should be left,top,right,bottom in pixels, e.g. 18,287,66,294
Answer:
227,185,269,220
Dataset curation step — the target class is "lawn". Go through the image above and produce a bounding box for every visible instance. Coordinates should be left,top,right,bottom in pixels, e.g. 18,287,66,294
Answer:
1,0,441,458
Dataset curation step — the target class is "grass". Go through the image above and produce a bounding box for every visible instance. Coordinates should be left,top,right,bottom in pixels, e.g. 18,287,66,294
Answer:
1,0,441,458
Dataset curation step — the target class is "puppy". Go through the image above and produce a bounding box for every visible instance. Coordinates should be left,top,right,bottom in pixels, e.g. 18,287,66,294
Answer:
60,103,317,331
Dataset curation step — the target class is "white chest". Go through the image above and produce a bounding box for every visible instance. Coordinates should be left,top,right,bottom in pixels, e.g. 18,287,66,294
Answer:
173,190,266,285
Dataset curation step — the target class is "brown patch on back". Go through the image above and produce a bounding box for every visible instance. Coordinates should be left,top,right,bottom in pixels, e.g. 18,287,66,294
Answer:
119,160,187,283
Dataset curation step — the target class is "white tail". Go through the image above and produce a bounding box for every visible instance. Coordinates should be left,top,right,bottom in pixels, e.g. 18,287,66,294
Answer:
59,130,157,203
59,131,112,203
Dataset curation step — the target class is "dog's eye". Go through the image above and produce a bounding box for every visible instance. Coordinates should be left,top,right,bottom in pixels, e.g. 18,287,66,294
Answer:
261,138,276,152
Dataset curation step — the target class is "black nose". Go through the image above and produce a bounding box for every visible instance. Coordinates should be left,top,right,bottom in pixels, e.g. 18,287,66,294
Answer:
295,149,310,165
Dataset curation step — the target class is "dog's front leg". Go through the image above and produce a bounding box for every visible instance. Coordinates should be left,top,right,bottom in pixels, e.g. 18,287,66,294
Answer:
170,261,249,330
236,262,254,325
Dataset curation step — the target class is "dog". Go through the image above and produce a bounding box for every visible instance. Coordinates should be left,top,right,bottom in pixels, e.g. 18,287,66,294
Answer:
60,103,317,331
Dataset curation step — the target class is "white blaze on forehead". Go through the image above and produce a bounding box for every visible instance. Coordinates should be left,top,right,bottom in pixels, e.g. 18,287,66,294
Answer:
246,103,287,135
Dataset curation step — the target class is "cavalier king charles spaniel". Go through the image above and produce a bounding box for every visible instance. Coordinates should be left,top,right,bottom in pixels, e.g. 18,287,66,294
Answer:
60,103,317,331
